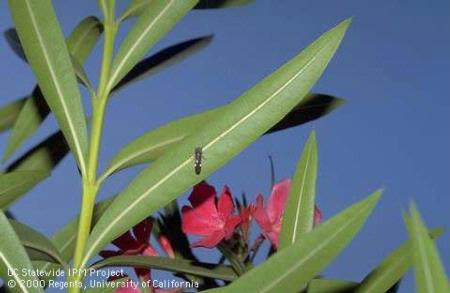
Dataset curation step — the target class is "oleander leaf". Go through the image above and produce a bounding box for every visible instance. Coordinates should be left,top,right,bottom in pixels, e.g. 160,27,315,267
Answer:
205,191,381,293
0,211,44,293
83,19,350,267
120,0,254,21
107,0,198,90
3,16,101,163
7,0,89,174
405,204,449,293
279,130,318,249
112,35,213,92
355,228,444,293
101,93,343,181
0,170,49,209
92,256,237,281
10,220,65,265
0,97,26,134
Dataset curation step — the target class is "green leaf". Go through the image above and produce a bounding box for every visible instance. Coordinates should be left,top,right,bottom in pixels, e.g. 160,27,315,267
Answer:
0,97,26,134
120,0,254,21
92,255,237,281
205,190,381,293
195,0,255,9
355,227,444,293
107,0,198,90
112,35,213,92
0,211,44,293
279,131,318,249
71,57,95,96
66,16,103,64
3,16,102,163
9,220,65,265
405,204,449,293
84,19,350,267
307,279,358,293
7,0,89,174
101,93,344,181
0,170,49,209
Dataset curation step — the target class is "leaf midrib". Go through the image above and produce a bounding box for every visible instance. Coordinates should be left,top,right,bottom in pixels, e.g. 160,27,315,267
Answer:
24,0,86,174
108,0,176,89
0,250,32,292
291,142,313,243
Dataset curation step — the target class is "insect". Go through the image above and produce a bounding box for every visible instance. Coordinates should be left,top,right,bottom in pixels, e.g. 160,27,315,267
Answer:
194,146,204,175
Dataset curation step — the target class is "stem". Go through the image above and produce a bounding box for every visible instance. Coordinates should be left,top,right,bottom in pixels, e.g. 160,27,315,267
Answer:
68,13,117,293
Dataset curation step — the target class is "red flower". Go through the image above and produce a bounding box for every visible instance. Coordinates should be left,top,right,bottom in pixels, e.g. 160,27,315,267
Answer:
254,179,323,249
181,181,241,248
254,179,291,248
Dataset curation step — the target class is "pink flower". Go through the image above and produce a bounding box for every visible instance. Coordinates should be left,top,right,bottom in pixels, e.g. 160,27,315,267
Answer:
253,179,323,248
181,181,241,248
254,179,291,248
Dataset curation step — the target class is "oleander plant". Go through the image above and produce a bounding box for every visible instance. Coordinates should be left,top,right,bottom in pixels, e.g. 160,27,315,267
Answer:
0,1,448,293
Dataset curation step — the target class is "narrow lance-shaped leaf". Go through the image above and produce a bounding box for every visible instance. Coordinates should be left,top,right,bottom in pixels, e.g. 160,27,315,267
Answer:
0,171,49,209
355,227,444,293
91,255,237,281
120,0,254,21
83,19,351,267
0,97,26,134
279,131,318,249
100,93,344,182
107,0,198,90
112,35,213,93
205,191,381,293
0,211,44,293
3,15,101,164
7,0,88,174
405,204,449,293
9,220,66,265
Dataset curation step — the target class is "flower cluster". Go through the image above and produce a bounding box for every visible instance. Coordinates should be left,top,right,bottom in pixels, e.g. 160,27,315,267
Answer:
181,179,322,249
101,178,322,292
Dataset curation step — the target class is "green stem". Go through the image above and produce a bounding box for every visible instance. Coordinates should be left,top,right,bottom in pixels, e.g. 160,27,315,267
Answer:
68,13,117,293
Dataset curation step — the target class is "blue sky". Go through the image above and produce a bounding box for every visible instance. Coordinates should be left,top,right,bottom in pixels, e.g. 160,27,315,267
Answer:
1,0,449,292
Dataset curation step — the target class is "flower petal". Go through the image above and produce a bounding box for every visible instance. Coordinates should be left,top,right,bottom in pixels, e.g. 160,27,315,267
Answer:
254,194,272,234
181,206,222,235
314,205,323,225
223,215,241,239
217,186,235,219
189,181,216,207
133,218,152,244
267,179,291,224
113,231,141,251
